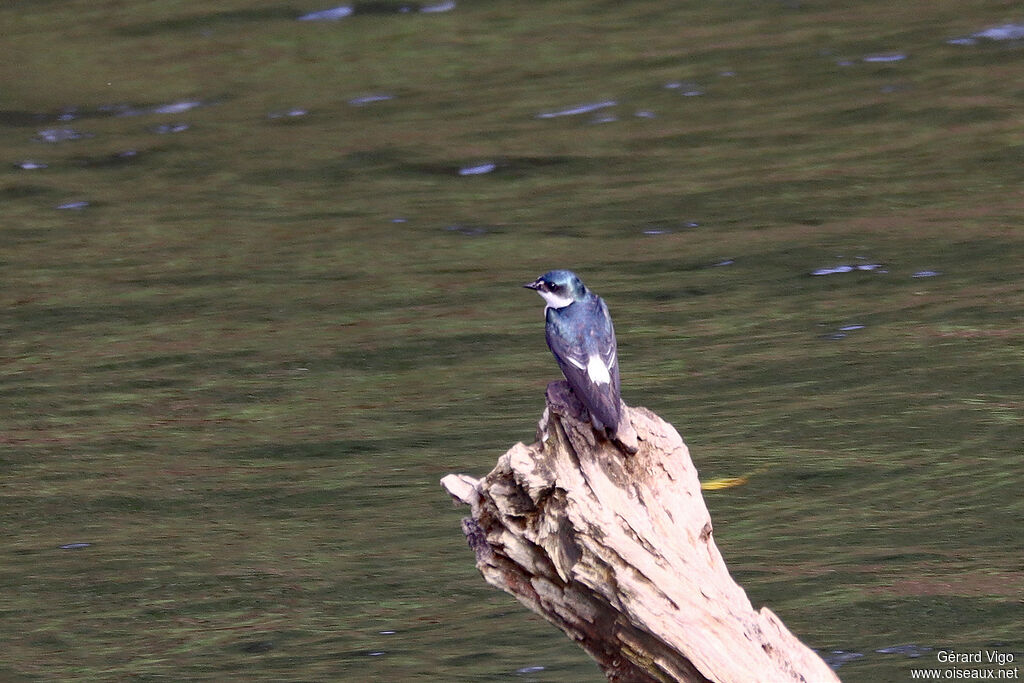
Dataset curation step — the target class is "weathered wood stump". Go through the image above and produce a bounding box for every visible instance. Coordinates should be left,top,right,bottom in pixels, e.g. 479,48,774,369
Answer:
441,381,840,683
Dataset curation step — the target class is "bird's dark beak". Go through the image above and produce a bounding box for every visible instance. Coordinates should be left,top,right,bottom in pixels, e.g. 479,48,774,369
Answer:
523,279,542,290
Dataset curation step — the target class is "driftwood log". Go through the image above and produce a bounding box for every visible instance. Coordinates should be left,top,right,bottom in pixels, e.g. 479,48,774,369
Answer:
441,382,840,683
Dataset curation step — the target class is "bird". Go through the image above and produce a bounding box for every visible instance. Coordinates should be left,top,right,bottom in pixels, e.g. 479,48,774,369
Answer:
524,269,624,439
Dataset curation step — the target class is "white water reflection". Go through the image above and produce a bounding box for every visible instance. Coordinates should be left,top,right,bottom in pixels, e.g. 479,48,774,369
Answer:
298,6,353,21
536,100,616,119
949,23,1024,45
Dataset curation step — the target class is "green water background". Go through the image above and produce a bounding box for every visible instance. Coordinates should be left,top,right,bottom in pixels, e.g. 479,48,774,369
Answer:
1,1,1021,680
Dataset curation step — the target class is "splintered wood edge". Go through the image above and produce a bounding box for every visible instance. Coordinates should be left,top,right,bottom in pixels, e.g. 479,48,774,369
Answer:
440,473,480,506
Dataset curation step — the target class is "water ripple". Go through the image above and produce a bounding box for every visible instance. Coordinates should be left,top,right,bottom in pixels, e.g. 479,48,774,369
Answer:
348,94,394,106
876,644,934,658
664,81,705,96
152,122,191,134
150,100,204,115
949,23,1024,45
298,5,353,21
458,162,496,176
267,109,309,120
822,649,864,669
810,263,884,276
536,100,616,119
421,1,456,12
514,665,546,675
299,2,455,21
863,53,907,63
35,128,92,143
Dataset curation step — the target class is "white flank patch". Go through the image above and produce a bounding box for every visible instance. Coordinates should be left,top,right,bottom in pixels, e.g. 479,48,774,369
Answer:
539,290,574,310
586,354,611,385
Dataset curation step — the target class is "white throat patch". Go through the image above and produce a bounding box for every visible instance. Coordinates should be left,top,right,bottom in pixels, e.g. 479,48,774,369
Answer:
539,290,574,310
586,354,611,385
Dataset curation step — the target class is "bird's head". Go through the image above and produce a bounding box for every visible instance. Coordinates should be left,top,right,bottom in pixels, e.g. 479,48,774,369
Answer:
523,270,587,310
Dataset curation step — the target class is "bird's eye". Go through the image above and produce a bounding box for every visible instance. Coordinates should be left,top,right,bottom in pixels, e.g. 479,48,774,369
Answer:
548,283,560,292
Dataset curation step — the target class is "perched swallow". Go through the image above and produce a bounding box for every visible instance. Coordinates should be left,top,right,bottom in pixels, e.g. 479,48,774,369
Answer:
524,269,623,438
